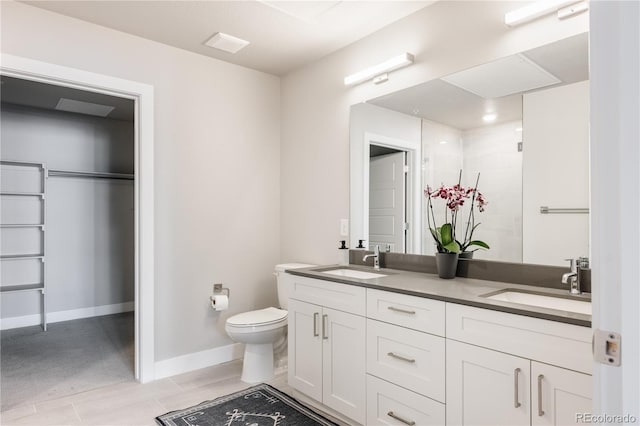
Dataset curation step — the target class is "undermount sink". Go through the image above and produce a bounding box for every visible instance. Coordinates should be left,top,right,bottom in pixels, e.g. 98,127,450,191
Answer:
483,290,592,315
322,268,388,280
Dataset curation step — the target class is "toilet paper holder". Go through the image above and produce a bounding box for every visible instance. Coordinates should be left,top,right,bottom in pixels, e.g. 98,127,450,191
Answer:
213,283,230,298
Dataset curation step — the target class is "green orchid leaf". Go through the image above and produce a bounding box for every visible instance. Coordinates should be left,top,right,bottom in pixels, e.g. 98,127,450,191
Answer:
443,240,461,253
440,223,454,245
468,240,490,249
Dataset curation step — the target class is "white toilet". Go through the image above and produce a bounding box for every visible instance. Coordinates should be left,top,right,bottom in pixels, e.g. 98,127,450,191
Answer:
225,263,315,383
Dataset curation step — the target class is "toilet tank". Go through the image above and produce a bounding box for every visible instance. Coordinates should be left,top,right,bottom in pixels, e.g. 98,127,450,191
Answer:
274,263,316,310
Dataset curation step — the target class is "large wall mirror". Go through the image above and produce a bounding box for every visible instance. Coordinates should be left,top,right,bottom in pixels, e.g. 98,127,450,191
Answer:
350,32,589,267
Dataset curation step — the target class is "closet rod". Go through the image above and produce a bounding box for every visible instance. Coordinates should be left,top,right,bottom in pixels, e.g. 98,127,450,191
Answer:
48,170,134,181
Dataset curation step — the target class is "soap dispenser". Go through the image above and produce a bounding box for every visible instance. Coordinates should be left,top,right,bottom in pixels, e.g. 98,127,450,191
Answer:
338,240,349,265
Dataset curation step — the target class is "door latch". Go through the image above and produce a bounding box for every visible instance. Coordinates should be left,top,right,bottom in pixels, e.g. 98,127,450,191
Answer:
593,329,621,366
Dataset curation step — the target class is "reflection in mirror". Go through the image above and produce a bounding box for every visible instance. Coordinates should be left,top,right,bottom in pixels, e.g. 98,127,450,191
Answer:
350,33,589,266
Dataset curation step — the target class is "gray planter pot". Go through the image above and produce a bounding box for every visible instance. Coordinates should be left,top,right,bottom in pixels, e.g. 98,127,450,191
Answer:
435,252,459,279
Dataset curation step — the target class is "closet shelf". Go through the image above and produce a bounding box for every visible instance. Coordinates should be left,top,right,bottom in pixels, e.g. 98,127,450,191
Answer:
48,170,134,181
0,191,45,197
0,224,45,228
0,160,44,168
0,283,45,293
0,254,44,260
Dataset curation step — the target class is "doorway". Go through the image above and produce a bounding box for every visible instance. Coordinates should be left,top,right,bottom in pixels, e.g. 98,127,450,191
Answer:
369,146,407,253
0,54,155,389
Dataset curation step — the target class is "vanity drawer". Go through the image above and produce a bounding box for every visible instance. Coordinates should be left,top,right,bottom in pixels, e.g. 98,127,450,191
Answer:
366,319,445,402
366,289,445,336
285,274,366,316
446,303,593,374
366,374,445,426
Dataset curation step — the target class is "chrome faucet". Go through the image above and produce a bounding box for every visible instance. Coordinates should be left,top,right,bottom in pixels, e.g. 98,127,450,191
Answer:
562,257,589,294
363,245,381,270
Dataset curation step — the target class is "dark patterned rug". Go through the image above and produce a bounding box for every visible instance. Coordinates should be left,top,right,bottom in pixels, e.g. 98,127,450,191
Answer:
156,383,338,426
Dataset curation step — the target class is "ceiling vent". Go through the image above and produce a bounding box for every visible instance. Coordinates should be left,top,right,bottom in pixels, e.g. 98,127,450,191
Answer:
441,54,561,99
55,98,115,117
204,32,250,54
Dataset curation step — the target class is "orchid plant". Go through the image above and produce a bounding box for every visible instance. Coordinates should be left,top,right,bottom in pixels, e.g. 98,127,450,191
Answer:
424,172,490,254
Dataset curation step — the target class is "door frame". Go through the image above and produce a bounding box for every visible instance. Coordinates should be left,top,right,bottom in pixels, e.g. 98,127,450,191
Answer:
590,2,640,418
1,54,156,382
363,132,420,254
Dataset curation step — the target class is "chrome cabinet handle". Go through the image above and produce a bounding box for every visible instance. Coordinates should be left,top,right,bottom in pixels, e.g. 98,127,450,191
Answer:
313,312,319,337
387,411,416,426
387,306,416,315
387,352,416,363
537,374,545,416
322,314,328,340
514,368,521,408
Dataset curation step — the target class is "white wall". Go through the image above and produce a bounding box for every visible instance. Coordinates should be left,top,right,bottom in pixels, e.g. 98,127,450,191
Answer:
1,105,134,320
421,119,463,255
522,81,589,266
280,0,589,264
0,1,281,362
462,121,523,263
421,119,523,261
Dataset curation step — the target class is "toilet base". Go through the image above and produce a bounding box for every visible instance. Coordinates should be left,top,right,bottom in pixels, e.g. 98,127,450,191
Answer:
241,343,274,383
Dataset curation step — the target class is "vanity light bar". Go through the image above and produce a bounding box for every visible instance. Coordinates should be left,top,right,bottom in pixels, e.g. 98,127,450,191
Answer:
504,0,583,27
344,53,414,86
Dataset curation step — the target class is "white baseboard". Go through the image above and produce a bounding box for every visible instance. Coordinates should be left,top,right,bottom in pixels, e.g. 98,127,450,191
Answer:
0,301,134,330
154,343,244,380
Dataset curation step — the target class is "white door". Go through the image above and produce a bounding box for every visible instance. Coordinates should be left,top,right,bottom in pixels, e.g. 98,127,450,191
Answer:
287,299,323,401
531,362,592,426
322,307,366,424
369,152,405,253
447,339,531,426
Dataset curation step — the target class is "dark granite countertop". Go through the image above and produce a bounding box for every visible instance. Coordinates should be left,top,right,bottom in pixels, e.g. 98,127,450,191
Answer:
286,265,591,328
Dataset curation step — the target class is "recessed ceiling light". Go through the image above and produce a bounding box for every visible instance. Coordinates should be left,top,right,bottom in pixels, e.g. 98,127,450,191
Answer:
483,113,497,123
204,32,250,54
55,98,115,117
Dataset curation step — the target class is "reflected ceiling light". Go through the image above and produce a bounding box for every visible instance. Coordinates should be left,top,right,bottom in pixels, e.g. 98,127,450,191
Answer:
344,53,414,86
483,113,497,122
515,127,523,132
440,140,448,145
504,0,582,27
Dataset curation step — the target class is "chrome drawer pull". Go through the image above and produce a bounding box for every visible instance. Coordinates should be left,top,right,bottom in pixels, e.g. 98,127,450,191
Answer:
387,306,416,315
313,312,319,337
387,411,416,426
514,368,521,408
387,352,416,363
537,374,545,416
322,314,329,340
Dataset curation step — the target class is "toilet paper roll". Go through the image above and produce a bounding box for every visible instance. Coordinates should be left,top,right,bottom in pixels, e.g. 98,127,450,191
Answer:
210,295,229,311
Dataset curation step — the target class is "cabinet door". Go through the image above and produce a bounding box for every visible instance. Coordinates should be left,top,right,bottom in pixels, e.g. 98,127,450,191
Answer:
532,362,592,426
447,340,530,426
322,307,366,425
288,299,323,401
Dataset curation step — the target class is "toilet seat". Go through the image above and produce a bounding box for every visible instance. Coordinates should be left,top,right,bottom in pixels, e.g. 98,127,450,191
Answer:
226,307,287,333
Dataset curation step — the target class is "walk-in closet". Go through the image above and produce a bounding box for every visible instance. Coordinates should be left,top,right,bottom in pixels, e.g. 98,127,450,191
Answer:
0,76,135,410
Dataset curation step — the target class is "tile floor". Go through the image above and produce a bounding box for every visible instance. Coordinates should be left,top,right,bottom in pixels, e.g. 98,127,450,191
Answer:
0,360,347,426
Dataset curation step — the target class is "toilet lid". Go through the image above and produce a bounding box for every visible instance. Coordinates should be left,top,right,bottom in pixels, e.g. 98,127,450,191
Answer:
227,307,287,327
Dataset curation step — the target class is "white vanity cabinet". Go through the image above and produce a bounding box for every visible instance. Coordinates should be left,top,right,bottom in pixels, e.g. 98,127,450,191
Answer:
286,275,367,424
446,303,593,426
447,339,532,426
365,289,447,426
531,362,592,426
